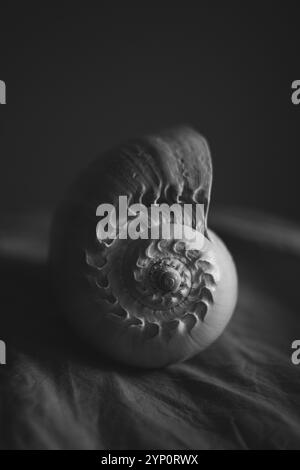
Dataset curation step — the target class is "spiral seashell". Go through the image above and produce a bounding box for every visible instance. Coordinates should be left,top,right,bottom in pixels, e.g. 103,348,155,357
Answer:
50,127,238,368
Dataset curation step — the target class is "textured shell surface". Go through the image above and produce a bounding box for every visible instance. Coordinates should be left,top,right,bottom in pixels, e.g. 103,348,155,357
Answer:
50,127,238,368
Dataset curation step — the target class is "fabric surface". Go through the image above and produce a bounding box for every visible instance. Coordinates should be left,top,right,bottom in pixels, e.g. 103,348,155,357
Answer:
0,209,299,450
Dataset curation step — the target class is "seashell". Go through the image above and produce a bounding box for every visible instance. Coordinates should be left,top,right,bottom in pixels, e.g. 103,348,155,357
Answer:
50,127,238,368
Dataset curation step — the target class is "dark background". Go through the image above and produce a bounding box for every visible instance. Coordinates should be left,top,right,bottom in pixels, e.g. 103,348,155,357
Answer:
0,5,299,221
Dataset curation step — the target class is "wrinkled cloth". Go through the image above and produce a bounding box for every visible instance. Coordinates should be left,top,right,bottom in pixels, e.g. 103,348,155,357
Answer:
0,209,300,450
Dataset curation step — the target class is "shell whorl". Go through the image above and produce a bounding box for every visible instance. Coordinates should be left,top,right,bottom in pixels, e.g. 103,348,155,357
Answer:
86,234,219,341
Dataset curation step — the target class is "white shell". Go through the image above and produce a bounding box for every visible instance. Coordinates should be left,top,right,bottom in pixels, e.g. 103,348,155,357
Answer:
50,127,238,368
